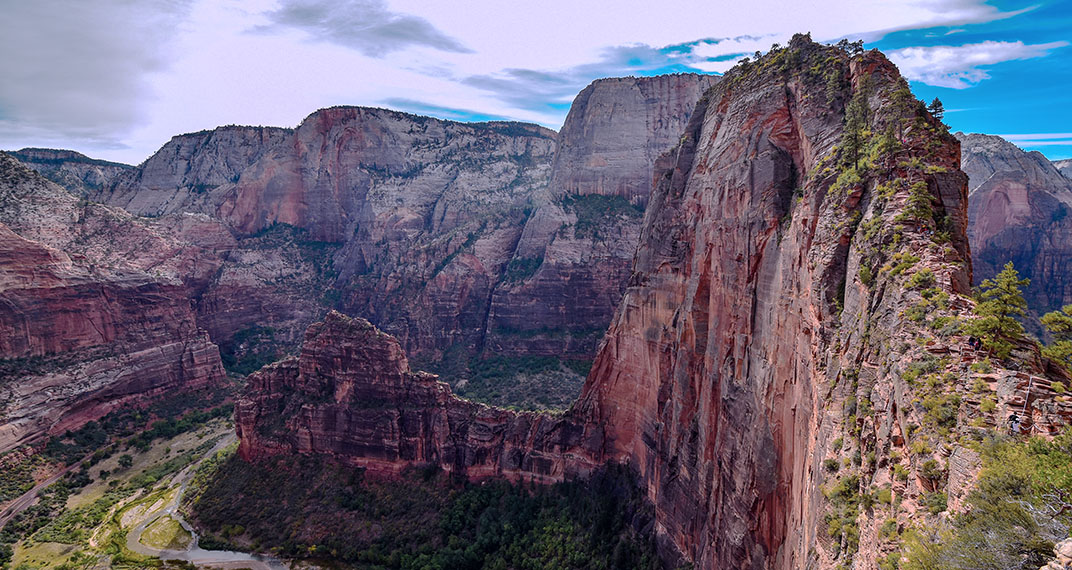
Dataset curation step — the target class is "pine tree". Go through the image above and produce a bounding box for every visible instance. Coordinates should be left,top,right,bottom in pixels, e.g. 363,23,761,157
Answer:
966,261,1029,359
927,97,945,121
843,84,871,169
1042,304,1072,369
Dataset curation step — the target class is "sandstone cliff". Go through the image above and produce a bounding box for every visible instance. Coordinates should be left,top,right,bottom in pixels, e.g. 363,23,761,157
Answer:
8,148,132,195
958,133,1072,324
235,36,1072,569
50,89,715,381
92,125,292,217
0,153,226,454
486,74,718,358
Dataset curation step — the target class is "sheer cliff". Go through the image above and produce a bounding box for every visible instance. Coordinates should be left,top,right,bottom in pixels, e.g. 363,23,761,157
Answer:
957,133,1072,325
0,154,226,453
487,74,718,357
235,37,1072,569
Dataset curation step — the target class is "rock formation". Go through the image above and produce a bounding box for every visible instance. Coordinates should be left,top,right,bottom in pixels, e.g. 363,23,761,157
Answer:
17,79,715,376
0,153,226,454
236,311,602,482
958,133,1072,324
1054,158,1072,180
235,36,1072,569
92,126,292,217
7,148,132,195
486,74,718,357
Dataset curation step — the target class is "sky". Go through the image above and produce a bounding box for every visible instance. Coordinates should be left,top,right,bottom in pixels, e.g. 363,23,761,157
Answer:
1,0,1069,165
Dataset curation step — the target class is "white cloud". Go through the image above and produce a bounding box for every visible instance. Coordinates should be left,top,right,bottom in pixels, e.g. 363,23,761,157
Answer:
888,40,1069,88
0,0,1053,163
0,0,192,155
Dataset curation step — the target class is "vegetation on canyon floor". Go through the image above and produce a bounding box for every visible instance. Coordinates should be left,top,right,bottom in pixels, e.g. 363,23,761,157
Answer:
0,390,233,569
187,453,661,570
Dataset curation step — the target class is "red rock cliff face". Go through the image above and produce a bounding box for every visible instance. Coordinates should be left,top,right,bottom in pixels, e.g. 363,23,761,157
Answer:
0,154,226,453
574,39,975,569
237,311,602,481
957,133,1072,324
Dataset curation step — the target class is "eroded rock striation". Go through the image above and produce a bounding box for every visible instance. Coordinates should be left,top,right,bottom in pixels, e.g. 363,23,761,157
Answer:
0,154,226,453
958,133,1072,323
1054,158,1072,180
43,84,715,369
237,37,1072,569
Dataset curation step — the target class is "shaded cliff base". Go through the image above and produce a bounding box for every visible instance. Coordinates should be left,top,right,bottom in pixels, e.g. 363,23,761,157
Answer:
187,452,662,569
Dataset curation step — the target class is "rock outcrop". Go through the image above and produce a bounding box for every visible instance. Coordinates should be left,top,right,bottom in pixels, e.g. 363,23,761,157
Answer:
1054,158,1072,180
58,86,716,370
0,154,226,453
8,148,132,195
236,37,1072,569
958,133,1072,324
92,126,292,217
236,311,601,481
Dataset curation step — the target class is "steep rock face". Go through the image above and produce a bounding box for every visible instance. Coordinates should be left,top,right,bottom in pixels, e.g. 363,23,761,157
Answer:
53,86,716,366
236,311,601,481
486,74,718,357
548,74,720,206
0,154,226,453
8,148,132,195
217,110,555,243
94,126,292,216
575,39,977,569
958,133,1072,320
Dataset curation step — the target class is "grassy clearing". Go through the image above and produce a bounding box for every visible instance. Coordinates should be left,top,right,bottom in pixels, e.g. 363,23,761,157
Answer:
140,516,191,551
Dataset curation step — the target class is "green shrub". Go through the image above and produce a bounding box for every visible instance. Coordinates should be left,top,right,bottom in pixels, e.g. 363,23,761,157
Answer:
924,491,947,513
907,268,935,289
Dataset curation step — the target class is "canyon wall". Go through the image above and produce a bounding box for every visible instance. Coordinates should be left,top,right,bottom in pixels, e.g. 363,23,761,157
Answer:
486,74,719,357
7,148,132,195
236,37,1072,569
0,154,226,453
15,79,716,370
958,133,1072,323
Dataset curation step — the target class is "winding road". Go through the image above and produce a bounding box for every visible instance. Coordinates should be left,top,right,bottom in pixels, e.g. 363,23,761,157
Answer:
123,434,288,570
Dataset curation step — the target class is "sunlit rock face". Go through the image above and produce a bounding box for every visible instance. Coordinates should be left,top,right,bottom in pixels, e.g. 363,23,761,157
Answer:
487,74,719,357
236,311,604,481
575,37,974,568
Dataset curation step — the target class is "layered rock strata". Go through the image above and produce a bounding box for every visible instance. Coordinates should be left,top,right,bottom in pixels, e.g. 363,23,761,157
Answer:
0,154,226,453
958,133,1072,322
56,84,714,365
7,148,132,195
236,311,601,481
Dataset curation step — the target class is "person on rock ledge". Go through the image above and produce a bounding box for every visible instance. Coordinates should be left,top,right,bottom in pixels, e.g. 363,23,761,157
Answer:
1008,413,1022,435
